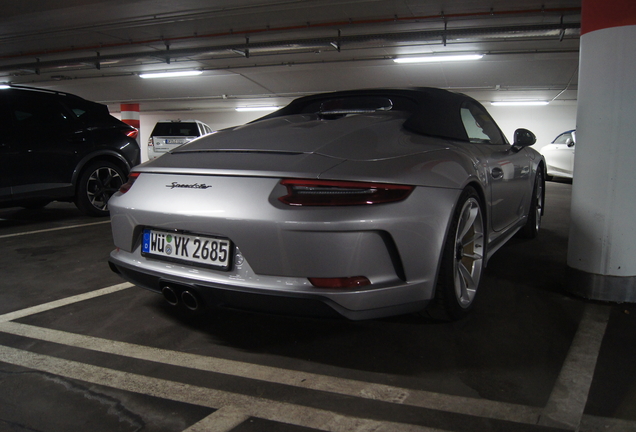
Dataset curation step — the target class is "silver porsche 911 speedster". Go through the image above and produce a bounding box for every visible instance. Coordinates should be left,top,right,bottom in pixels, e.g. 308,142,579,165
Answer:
108,88,545,321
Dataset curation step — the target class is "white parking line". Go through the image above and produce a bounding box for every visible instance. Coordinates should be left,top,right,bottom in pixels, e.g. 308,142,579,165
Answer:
0,220,110,239
182,406,250,432
0,282,133,323
0,284,627,431
0,284,541,424
538,303,611,429
0,320,542,425
0,345,444,432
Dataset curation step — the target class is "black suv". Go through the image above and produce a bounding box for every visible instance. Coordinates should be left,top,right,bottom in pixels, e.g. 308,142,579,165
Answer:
0,86,140,216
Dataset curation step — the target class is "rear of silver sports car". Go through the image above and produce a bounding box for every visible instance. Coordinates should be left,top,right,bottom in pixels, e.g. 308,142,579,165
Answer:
108,112,469,319
108,164,460,320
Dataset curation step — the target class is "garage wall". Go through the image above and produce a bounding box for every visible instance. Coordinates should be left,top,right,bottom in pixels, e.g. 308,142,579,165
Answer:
115,102,577,162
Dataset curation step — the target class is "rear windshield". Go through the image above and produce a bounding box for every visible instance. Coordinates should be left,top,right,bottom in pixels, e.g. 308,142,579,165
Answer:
152,122,199,137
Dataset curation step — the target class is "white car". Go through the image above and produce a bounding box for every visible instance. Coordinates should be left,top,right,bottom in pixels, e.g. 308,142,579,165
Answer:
147,120,213,159
540,130,575,179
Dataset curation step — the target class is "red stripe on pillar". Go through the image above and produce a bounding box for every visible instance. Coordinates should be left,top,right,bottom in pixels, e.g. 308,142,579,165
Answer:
582,0,636,35
121,103,140,112
120,103,140,129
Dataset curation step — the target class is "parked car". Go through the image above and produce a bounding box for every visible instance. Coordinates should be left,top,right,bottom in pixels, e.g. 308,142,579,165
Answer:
108,88,545,321
0,85,140,216
540,130,575,180
147,119,213,159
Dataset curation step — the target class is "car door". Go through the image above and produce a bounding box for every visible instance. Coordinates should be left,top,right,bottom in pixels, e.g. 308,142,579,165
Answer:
460,102,533,232
549,131,576,176
7,92,88,199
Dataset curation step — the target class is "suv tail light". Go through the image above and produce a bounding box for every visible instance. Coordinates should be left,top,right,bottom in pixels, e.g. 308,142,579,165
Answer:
147,137,154,148
124,128,138,139
278,179,414,206
119,172,140,194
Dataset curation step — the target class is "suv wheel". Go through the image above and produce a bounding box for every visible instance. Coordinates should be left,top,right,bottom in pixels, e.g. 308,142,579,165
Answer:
76,161,126,217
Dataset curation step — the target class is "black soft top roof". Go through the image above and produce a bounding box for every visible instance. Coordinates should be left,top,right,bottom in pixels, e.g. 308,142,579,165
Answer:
257,88,487,142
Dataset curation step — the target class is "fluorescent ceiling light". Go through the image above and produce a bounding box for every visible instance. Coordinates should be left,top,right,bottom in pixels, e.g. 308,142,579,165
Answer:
394,54,483,64
139,70,203,79
490,101,550,106
235,106,280,112
0,84,11,89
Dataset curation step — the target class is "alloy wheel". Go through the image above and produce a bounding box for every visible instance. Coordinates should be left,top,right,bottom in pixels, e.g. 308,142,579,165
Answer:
86,167,123,211
453,197,485,308
534,171,544,232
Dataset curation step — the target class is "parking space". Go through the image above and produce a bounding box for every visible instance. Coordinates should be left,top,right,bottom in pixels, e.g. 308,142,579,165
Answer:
1,183,635,432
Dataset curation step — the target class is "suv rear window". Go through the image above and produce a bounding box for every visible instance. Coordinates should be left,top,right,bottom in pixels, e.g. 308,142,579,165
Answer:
152,122,199,137
59,98,117,125
11,96,71,128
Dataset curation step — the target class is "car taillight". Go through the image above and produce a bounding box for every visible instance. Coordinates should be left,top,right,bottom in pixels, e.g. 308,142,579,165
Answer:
147,137,154,147
119,172,140,194
125,128,139,139
278,179,414,206
309,276,370,288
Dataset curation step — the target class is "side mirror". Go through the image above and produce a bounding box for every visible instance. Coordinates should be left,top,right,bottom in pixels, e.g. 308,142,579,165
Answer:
565,137,575,147
513,128,536,147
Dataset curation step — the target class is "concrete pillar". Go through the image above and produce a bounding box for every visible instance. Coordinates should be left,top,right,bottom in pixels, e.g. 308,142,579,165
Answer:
567,0,636,301
120,103,140,138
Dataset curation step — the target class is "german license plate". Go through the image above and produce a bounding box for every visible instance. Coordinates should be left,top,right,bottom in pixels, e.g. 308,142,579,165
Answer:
165,139,185,144
142,229,232,270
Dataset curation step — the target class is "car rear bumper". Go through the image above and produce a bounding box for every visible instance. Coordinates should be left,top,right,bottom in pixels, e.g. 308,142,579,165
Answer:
107,173,461,319
109,251,430,320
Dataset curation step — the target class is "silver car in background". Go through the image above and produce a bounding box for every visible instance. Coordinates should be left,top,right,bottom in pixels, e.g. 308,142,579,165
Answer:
108,88,545,321
540,129,576,180
147,119,213,159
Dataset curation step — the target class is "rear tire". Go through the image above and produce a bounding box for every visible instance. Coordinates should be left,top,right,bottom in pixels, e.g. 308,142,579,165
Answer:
75,161,126,217
518,167,544,239
425,187,485,321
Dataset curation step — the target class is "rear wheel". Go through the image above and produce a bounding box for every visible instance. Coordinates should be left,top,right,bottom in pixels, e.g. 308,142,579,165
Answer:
518,167,544,239
75,161,126,217
425,187,485,321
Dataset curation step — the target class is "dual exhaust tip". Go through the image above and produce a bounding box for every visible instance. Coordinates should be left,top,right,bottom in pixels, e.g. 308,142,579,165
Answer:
161,285,202,311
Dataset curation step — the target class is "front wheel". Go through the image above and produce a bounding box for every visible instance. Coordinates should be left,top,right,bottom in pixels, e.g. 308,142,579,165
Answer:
75,161,126,217
425,187,485,321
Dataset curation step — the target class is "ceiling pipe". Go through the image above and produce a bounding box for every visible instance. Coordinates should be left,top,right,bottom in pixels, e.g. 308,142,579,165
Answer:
0,7,581,61
5,49,581,89
0,22,580,75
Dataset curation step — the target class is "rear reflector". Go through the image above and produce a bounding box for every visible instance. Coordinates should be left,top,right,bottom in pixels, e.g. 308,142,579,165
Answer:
279,179,413,206
119,172,140,194
308,276,370,289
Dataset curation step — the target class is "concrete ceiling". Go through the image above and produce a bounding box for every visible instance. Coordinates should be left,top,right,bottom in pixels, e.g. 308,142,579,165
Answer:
0,0,581,113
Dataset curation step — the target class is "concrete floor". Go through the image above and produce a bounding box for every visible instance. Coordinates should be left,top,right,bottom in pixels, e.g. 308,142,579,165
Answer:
0,181,634,432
